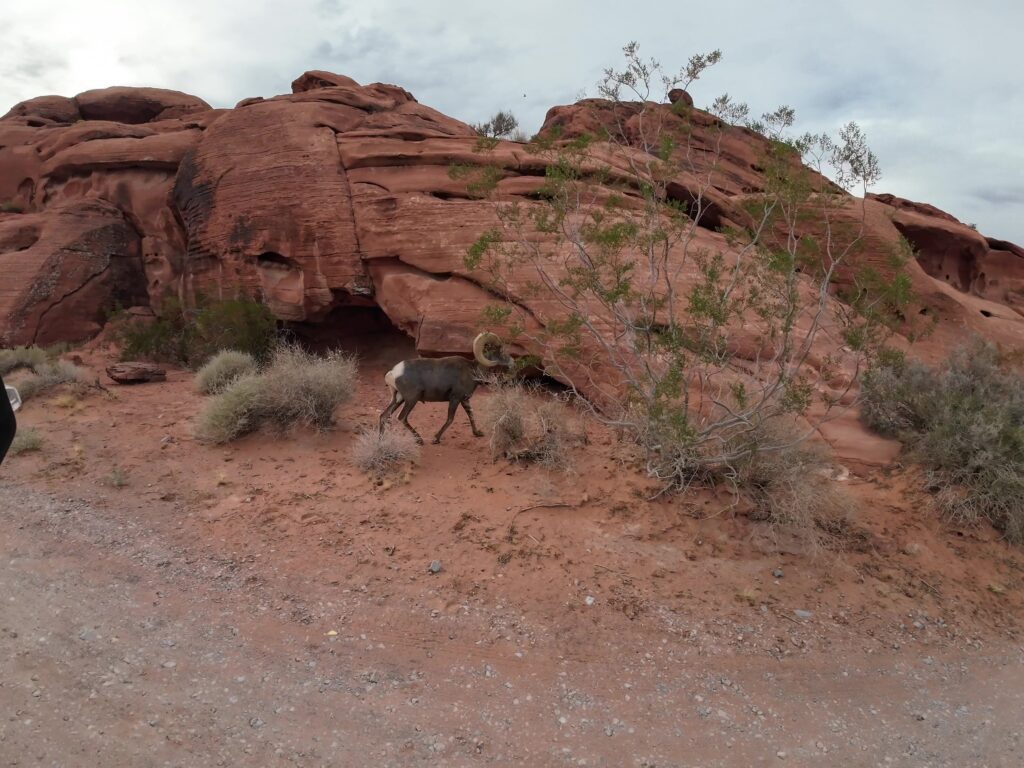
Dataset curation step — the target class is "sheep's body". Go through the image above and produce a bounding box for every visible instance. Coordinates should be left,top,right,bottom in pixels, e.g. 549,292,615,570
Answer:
379,357,484,445
379,333,509,445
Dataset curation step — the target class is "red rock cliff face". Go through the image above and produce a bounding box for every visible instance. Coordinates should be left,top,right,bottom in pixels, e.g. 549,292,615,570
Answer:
2,71,1023,365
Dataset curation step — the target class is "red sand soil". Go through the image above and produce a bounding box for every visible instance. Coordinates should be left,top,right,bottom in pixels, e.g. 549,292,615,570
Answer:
2,341,1023,766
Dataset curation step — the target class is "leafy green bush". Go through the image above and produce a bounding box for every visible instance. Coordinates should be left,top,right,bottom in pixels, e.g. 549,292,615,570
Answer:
194,350,258,395
861,340,1024,543
195,345,358,444
118,295,277,368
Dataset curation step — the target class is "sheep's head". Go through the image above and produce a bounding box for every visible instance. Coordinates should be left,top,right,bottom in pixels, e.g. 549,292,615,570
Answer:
473,332,513,369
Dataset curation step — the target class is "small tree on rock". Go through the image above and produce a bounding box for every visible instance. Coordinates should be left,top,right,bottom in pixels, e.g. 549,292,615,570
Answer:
459,43,918,495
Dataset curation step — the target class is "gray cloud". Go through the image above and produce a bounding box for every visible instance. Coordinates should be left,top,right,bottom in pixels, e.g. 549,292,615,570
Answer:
0,0,1022,244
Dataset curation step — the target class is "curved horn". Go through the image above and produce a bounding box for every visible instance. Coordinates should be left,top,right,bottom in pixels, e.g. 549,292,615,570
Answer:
473,332,502,368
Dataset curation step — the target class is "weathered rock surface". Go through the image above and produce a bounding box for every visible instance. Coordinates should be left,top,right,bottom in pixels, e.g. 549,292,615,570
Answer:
105,361,167,384
1,72,1022,385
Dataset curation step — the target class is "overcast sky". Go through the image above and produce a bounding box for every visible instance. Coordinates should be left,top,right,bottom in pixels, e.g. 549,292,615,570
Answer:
2,0,1022,244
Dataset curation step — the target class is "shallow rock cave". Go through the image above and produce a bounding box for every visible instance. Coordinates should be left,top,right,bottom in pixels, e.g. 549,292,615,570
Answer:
281,299,414,367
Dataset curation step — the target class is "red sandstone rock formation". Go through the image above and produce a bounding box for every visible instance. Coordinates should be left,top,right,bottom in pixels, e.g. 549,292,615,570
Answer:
1,73,1022,373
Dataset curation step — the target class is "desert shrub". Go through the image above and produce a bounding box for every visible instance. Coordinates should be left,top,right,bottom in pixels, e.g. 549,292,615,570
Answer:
860,351,937,437
194,345,358,444
118,295,277,368
351,428,421,476
861,340,1024,543
9,428,42,456
732,422,857,553
194,373,266,444
16,360,86,401
105,466,129,488
461,43,909,498
195,350,258,395
0,345,50,375
478,382,582,470
256,345,358,433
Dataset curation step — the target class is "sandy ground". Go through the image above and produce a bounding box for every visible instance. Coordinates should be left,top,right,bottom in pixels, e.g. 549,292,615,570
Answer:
2,342,1024,766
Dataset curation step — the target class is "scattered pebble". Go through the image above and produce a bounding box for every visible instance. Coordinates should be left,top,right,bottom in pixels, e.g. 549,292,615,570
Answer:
428,560,442,574
772,569,784,578
584,595,596,606
794,609,813,620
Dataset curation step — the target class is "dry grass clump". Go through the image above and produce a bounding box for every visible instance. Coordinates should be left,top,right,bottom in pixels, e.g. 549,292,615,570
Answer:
194,373,265,444
194,350,258,395
16,360,86,401
733,428,858,554
478,382,583,470
9,428,43,456
861,340,1024,544
195,345,357,444
0,345,50,375
351,428,421,477
256,345,358,433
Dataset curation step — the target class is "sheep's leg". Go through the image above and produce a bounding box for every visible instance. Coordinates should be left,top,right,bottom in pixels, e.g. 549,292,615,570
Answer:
397,400,423,445
378,391,401,435
433,399,460,444
461,398,483,437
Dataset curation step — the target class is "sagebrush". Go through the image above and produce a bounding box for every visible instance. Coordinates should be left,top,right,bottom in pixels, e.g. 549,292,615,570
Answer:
351,428,421,477
732,421,858,553
195,350,258,395
478,382,583,470
9,428,42,456
861,340,1024,544
15,360,86,401
195,345,357,444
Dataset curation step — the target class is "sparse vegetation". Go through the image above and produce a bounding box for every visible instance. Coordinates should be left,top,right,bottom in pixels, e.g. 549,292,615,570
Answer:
861,340,1024,544
255,345,358,433
16,360,86,401
478,382,583,470
0,345,50,375
195,345,357,444
462,42,910,506
195,373,265,444
471,109,520,139
732,421,857,553
9,428,42,456
105,467,129,489
351,428,421,477
195,350,258,395
0,200,24,214
117,295,277,369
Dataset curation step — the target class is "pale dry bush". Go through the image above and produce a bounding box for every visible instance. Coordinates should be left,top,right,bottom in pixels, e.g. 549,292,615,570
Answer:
351,428,420,477
194,345,358,444
478,382,583,470
16,360,86,401
195,350,257,395
9,428,43,456
0,346,49,375
861,341,1024,545
194,373,265,444
257,345,358,433
733,422,858,554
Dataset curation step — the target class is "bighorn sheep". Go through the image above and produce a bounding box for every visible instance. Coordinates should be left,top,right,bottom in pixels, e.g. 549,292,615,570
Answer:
379,332,511,445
